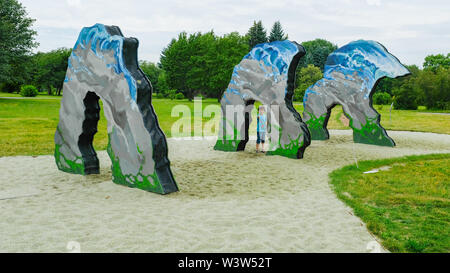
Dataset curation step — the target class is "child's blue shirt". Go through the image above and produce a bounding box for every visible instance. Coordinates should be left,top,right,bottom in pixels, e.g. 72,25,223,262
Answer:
257,114,267,132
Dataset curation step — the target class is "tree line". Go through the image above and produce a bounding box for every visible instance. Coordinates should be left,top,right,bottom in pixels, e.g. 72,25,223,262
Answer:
144,21,338,102
1,0,448,110
375,57,450,110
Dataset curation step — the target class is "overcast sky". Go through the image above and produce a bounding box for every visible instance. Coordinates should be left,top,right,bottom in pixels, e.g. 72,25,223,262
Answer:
20,0,449,67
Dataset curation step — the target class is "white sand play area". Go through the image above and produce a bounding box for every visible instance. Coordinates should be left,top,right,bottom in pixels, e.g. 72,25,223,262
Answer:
1,130,449,252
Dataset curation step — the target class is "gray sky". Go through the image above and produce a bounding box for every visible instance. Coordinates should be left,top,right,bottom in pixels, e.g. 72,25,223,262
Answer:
21,0,449,67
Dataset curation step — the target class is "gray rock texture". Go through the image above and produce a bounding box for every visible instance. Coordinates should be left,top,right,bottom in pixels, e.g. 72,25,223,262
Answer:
55,24,177,194
303,40,410,146
214,41,311,158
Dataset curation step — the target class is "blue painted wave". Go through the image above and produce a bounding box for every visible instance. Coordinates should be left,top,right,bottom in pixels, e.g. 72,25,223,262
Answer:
304,40,409,103
67,23,137,101
325,40,409,93
244,40,299,82
226,40,299,99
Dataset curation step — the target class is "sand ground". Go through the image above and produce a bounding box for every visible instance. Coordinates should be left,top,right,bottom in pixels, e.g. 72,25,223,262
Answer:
0,130,449,253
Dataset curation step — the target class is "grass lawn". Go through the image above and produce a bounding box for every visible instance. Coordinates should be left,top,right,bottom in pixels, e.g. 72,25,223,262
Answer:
372,105,450,134
320,104,450,133
329,153,450,253
0,92,55,98
0,96,219,156
0,92,449,156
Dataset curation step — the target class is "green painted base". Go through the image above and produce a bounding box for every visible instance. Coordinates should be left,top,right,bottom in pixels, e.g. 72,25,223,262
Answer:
215,118,243,151
266,148,300,159
214,139,241,151
107,142,166,194
308,126,329,140
353,129,395,147
54,126,85,174
55,127,174,194
54,144,85,175
305,112,329,140
352,117,395,147
267,125,305,159
305,110,394,147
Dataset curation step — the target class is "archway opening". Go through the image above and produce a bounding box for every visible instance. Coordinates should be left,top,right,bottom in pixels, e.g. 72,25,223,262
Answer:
78,91,100,174
327,104,351,131
239,99,269,153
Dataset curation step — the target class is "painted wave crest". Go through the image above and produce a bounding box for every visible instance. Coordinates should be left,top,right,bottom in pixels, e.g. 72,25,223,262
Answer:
304,40,409,102
325,40,409,92
244,40,299,82
226,40,299,101
66,23,138,101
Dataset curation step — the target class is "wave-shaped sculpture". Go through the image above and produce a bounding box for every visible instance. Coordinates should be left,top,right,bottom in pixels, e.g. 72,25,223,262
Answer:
302,40,410,146
214,41,311,158
54,24,178,194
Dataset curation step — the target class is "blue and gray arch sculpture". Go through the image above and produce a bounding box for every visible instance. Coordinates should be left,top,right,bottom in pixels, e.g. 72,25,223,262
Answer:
54,24,178,194
302,40,410,146
214,41,311,158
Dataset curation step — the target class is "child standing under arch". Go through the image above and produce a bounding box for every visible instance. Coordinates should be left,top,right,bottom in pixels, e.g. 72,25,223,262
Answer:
256,105,267,153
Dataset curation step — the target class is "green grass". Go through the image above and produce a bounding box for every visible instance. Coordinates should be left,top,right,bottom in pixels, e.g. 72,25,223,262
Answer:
0,91,56,98
373,105,450,133
330,153,450,253
417,105,450,113
0,96,220,156
0,92,22,97
0,94,449,156
312,104,450,134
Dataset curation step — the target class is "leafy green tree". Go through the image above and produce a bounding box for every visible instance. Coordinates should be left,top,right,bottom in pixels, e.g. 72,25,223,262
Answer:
139,61,162,92
160,30,249,100
1,55,31,93
416,67,449,110
31,48,72,95
375,65,419,95
434,67,450,110
175,92,185,100
372,92,392,105
207,32,249,100
298,39,338,71
377,60,449,110
406,64,421,77
185,31,216,99
423,53,450,72
393,79,420,110
0,0,38,91
166,89,176,100
160,32,190,97
419,55,449,109
268,21,288,42
375,77,394,95
156,70,169,95
247,20,267,48
294,64,323,101
161,31,217,100
19,84,38,97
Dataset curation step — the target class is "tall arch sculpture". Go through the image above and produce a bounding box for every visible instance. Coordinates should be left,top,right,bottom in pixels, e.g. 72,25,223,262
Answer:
302,40,410,146
214,41,311,159
54,24,178,194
